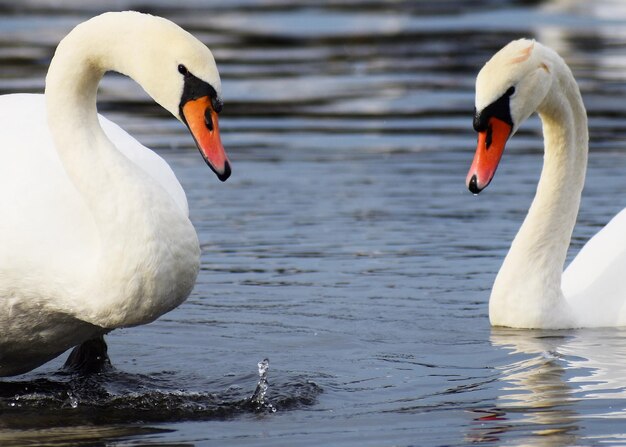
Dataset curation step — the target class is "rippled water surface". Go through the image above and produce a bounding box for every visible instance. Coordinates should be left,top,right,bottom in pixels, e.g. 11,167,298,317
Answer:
2,0,626,445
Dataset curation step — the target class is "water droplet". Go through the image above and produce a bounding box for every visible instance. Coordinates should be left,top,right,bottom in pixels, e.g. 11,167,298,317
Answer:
67,391,79,409
250,358,276,413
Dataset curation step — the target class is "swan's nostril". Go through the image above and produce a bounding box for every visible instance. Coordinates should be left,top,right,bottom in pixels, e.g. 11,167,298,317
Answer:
204,108,214,131
468,174,481,194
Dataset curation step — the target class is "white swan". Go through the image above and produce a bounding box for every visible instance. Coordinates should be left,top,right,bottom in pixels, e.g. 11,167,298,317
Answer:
0,12,231,376
467,39,626,329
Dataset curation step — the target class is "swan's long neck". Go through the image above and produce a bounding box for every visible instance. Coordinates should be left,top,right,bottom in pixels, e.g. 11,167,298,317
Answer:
46,13,177,180
46,15,147,200
490,58,588,328
44,13,199,329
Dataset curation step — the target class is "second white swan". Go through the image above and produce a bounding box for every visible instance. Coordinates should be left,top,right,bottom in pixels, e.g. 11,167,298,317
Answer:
467,39,626,329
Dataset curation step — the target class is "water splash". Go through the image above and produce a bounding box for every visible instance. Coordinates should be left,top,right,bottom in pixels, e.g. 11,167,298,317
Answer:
250,358,276,413
65,391,79,409
0,362,320,428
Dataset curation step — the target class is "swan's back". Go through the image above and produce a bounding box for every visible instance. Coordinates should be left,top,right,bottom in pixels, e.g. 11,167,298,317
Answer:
562,207,626,324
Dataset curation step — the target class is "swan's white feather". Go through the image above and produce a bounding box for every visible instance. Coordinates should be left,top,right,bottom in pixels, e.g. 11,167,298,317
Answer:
98,110,190,217
0,94,95,273
0,94,188,271
562,207,626,321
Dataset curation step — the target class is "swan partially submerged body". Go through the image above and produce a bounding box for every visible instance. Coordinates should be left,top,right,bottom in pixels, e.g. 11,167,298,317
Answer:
467,39,626,329
0,12,230,376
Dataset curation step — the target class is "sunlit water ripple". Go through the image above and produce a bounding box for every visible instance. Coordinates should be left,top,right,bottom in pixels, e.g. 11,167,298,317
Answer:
1,0,626,445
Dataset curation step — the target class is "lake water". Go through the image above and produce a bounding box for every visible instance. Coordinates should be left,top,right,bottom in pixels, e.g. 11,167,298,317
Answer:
1,0,626,445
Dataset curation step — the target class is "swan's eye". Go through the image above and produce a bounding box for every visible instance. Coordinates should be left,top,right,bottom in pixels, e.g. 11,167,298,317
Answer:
506,86,515,96
178,64,188,76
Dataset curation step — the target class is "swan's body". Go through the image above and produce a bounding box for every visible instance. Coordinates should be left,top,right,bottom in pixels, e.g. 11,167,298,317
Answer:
0,12,230,376
467,39,626,329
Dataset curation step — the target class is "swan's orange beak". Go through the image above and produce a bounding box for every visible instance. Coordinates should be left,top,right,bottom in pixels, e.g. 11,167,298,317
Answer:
182,96,231,182
466,117,512,194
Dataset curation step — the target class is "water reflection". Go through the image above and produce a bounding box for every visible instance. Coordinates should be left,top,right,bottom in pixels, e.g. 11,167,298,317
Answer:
470,331,580,446
469,329,626,446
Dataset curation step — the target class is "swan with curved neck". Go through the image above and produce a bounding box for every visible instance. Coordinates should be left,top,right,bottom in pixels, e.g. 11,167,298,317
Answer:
467,39,626,329
0,12,230,375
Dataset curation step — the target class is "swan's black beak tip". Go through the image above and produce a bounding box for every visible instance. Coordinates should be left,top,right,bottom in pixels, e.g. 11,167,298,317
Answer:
468,174,482,195
216,160,231,182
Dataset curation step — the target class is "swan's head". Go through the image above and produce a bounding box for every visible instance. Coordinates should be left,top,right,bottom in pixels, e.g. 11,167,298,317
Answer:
93,12,230,181
466,39,553,193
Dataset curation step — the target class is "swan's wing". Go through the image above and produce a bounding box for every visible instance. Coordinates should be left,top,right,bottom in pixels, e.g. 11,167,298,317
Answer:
562,207,626,298
98,115,189,216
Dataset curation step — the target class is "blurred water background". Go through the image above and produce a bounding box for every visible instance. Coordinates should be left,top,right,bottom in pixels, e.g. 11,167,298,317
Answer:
1,0,626,445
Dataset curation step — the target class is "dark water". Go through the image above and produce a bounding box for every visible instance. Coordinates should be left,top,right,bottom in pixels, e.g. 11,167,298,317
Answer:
2,0,626,445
